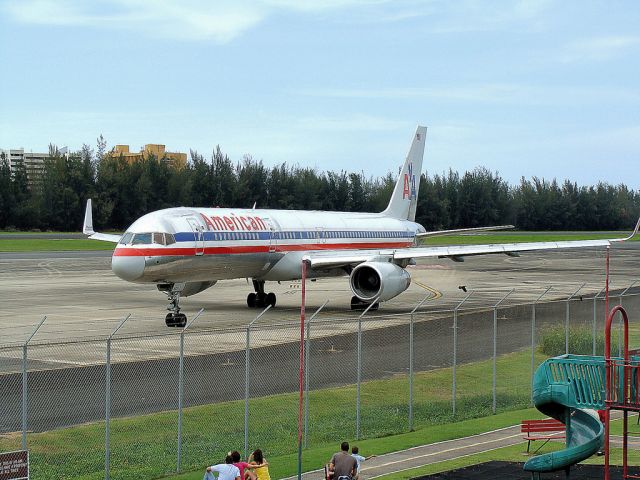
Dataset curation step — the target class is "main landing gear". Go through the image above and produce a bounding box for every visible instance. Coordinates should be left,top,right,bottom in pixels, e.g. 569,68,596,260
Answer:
158,283,187,327
247,279,277,308
350,296,379,311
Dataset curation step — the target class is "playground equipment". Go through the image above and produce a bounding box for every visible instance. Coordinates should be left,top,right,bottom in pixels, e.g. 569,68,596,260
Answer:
524,305,640,479
523,354,605,476
603,305,640,480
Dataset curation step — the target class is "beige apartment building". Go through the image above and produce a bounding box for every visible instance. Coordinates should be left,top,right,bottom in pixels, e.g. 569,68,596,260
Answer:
111,144,187,169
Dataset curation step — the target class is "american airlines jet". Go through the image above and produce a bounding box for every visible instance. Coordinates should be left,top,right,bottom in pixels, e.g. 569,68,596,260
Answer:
83,126,639,327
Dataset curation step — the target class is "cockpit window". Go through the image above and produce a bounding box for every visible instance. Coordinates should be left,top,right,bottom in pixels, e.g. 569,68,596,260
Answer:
165,233,176,245
152,232,165,245
119,232,134,245
131,233,152,245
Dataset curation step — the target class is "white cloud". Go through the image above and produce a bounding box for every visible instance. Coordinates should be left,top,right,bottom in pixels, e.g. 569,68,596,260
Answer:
1,0,409,42
558,35,640,63
3,0,268,42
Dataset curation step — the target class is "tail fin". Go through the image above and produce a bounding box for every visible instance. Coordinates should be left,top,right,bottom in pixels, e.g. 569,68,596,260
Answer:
382,125,427,221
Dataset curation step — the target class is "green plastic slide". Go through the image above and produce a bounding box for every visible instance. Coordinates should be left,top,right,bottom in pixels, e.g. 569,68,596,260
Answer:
524,355,605,474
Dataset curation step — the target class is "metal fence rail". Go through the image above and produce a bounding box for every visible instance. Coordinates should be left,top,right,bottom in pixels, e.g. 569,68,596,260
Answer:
0,283,639,480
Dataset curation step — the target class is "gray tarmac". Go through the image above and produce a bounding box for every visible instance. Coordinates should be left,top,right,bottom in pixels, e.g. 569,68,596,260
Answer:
1,243,639,346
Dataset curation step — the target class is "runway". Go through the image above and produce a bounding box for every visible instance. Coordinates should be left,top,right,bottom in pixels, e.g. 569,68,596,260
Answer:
1,243,638,346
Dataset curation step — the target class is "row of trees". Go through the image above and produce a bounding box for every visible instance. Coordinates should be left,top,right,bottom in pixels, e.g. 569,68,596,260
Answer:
1,139,638,231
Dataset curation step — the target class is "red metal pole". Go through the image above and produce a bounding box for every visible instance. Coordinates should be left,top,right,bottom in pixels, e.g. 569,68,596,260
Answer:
605,246,610,327
297,259,307,480
605,247,611,480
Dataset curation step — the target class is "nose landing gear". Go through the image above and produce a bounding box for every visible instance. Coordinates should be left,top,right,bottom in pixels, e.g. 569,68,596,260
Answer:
247,280,277,308
158,283,187,327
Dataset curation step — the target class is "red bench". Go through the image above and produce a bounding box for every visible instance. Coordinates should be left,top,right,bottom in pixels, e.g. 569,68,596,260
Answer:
521,419,566,453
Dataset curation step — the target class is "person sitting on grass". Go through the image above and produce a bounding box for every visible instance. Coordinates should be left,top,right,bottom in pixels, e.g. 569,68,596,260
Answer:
230,450,257,480
248,448,270,480
206,454,241,480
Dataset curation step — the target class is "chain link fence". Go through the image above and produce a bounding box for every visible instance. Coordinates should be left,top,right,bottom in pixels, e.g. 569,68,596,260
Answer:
0,284,639,479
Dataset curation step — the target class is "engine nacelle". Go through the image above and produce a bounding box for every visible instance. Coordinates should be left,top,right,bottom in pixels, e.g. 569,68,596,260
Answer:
349,262,411,302
181,281,217,297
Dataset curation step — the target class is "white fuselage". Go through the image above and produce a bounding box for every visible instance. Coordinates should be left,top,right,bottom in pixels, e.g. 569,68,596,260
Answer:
111,207,426,284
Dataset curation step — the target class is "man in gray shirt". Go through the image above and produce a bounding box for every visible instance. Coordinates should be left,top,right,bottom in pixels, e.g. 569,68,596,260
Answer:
329,442,358,480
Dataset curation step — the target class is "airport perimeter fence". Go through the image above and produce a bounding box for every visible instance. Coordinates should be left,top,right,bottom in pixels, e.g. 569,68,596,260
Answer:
1,284,640,480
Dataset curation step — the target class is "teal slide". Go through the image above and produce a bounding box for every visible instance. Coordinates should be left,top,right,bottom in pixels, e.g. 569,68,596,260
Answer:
524,354,605,474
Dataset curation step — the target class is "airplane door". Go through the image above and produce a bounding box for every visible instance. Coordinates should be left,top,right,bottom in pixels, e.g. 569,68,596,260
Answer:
186,217,205,256
263,217,278,254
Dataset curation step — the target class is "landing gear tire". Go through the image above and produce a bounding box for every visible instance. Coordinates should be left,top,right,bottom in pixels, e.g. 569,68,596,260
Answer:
350,296,379,311
247,279,277,308
256,292,267,308
266,292,277,307
165,312,187,327
247,293,257,308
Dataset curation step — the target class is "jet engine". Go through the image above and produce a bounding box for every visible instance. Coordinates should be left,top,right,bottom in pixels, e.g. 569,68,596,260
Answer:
349,262,411,303
181,281,217,297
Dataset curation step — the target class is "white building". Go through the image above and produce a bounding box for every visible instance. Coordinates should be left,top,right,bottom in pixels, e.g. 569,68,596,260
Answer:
0,148,50,184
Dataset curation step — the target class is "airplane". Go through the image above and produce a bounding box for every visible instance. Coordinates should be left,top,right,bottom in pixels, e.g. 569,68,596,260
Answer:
83,126,640,327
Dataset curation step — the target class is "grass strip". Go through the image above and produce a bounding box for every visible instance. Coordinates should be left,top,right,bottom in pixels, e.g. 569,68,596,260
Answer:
0,238,114,251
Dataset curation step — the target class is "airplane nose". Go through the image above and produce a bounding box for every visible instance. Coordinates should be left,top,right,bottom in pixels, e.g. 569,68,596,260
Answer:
111,255,145,281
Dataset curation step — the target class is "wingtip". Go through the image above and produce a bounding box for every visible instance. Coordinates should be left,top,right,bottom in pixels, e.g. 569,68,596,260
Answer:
610,215,640,242
82,199,95,235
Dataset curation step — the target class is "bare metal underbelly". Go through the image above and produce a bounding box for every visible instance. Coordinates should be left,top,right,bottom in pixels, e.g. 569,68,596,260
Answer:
141,253,274,283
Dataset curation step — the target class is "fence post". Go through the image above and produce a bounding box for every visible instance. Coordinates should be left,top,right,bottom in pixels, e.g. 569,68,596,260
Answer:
105,314,131,480
493,289,514,414
356,297,380,440
618,281,638,357
303,300,329,448
565,283,585,354
408,294,434,430
21,316,46,450
244,304,272,457
531,287,552,403
452,291,474,416
177,308,204,473
593,287,606,355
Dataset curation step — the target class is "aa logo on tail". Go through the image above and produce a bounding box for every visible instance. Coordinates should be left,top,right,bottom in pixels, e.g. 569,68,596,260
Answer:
402,162,417,199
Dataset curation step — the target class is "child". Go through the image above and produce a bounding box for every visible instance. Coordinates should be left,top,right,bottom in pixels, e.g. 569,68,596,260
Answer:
351,446,374,480
248,449,271,480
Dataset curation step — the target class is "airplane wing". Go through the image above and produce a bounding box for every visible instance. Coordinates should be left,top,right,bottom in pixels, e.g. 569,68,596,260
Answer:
82,199,121,243
305,219,640,270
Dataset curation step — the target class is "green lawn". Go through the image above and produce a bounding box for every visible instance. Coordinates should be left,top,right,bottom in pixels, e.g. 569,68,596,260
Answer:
0,238,114,251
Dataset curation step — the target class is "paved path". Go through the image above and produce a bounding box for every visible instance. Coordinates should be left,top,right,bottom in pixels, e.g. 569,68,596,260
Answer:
285,425,524,480
284,415,640,480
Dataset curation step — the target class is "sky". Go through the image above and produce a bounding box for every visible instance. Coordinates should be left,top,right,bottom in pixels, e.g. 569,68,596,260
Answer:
1,0,638,187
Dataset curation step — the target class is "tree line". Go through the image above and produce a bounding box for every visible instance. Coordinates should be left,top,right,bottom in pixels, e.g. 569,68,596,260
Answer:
1,138,638,232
